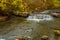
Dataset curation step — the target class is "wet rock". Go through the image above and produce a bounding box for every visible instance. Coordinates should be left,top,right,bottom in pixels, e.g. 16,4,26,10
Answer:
41,35,49,40
51,13,60,17
53,30,60,35
16,36,25,40
0,16,8,22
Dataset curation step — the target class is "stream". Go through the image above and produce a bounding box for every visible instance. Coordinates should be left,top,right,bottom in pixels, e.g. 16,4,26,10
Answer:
0,13,60,40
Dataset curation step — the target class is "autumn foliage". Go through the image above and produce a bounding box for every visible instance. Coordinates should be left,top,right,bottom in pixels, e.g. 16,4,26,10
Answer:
0,0,60,16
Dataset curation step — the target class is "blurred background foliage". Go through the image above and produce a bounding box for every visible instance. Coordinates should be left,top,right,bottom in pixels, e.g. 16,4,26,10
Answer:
53,0,60,8
0,0,60,16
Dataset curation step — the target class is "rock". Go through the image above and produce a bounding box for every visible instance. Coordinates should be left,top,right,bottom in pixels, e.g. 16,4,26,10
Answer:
0,16,8,22
16,36,25,40
41,35,49,40
51,13,60,17
53,30,60,35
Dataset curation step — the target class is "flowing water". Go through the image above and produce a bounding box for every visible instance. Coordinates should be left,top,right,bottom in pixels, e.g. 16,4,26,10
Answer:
0,13,60,40
26,14,53,22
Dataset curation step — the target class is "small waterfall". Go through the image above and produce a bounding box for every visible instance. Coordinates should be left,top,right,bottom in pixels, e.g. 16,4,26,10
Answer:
26,14,53,22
